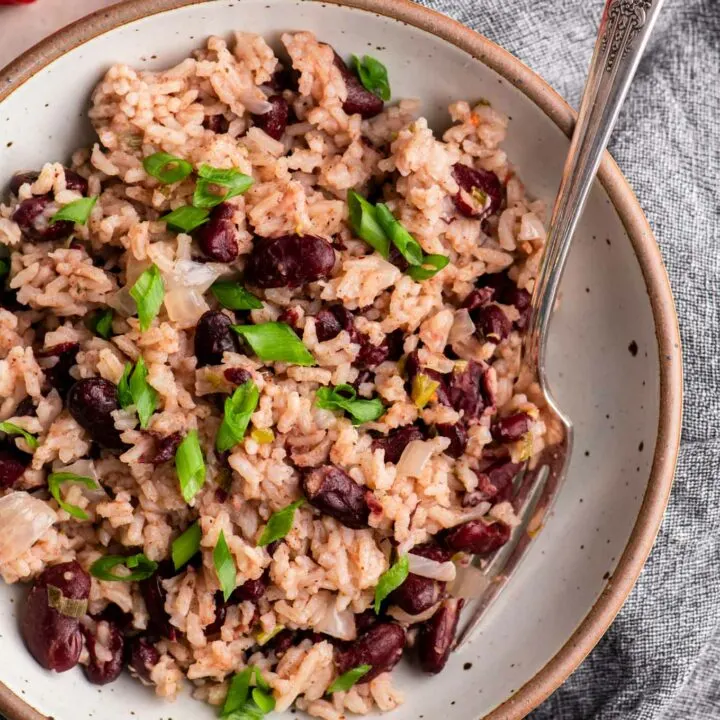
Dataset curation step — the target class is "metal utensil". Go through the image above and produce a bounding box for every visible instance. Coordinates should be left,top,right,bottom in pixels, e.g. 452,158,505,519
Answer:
455,0,664,649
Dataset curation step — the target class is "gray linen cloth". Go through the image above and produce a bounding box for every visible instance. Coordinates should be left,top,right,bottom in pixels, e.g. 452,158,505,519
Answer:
416,0,720,716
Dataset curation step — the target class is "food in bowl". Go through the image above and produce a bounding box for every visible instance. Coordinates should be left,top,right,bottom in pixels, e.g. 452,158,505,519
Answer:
0,30,550,718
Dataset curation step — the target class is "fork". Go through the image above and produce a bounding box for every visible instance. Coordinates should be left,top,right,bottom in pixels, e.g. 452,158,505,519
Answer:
455,0,665,649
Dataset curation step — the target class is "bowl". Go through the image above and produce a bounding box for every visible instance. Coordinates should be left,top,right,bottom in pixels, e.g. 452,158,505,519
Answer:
0,0,682,718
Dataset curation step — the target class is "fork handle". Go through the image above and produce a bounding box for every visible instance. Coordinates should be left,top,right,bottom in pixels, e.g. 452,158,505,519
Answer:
523,0,665,373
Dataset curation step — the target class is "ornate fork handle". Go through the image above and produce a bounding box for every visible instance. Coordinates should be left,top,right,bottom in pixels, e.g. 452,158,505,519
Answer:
523,0,664,375
455,0,664,650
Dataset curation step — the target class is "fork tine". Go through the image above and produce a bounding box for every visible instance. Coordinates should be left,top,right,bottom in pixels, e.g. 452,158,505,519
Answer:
453,462,550,649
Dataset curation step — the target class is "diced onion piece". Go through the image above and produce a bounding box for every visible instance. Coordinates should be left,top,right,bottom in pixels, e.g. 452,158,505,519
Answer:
316,604,357,641
0,492,56,564
125,255,152,287
518,212,546,243
166,260,225,294
164,287,209,328
387,601,442,625
396,440,435,479
449,309,476,346
407,553,457,582
448,562,490,599
106,287,137,317
54,460,106,501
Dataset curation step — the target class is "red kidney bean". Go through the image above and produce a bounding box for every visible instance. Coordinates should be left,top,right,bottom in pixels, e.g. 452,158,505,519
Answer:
203,114,230,134
9,171,39,195
223,367,252,385
14,397,36,417
0,447,28,488
491,412,531,443
196,204,239,263
435,423,468,458
443,519,511,555
354,609,379,635
63,169,89,195
384,329,405,362
139,564,177,641
267,66,300,93
194,310,239,367
446,360,485,420
9,168,87,196
93,602,134,634
21,561,90,672
465,459,521,505
507,286,532,330
82,619,124,685
245,234,335,288
141,431,183,464
410,544,454,563
230,572,268,603
416,598,464,674
315,305,358,343
127,635,160,683
336,622,406,682
13,195,74,242
67,377,124,450
475,304,511,342
452,164,503,219
371,425,424,464
37,341,79,395
204,591,227,636
332,52,384,119
481,367,498,409
302,465,370,529
462,286,496,312
267,628,296,657
355,335,390,369
388,573,443,617
252,95,289,141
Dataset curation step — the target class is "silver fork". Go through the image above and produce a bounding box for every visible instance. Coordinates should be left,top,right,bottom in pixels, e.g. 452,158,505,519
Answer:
455,0,665,649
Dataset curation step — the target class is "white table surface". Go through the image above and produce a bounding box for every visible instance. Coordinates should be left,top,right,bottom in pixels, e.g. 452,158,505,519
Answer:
0,0,119,70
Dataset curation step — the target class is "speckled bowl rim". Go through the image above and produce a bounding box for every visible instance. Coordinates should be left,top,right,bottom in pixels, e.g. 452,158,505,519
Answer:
0,0,683,718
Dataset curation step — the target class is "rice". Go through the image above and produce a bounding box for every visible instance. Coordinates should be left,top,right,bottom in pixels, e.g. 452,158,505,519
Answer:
0,29,551,717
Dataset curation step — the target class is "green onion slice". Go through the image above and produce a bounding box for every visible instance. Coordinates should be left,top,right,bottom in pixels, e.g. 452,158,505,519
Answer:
211,280,263,311
0,421,38,450
257,499,305,547
214,530,236,602
374,555,409,613
47,472,98,520
143,152,193,184
222,667,272,719
375,203,423,266
406,254,450,281
130,264,165,332
193,165,254,209
327,664,372,693
216,380,260,453
171,521,202,571
129,356,157,429
250,688,275,714
91,308,114,339
51,196,97,226
161,205,211,233
347,190,389,258
90,553,158,582
175,430,206,503
117,362,133,408
315,384,384,425
232,322,315,366
351,55,391,101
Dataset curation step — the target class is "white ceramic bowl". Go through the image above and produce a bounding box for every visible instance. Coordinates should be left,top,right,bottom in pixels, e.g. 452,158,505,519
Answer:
0,1,682,718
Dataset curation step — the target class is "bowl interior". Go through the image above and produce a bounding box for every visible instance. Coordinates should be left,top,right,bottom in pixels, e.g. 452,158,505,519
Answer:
0,1,664,718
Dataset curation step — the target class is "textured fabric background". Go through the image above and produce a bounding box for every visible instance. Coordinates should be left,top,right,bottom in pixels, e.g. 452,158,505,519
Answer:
1,0,718,717
414,0,719,716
